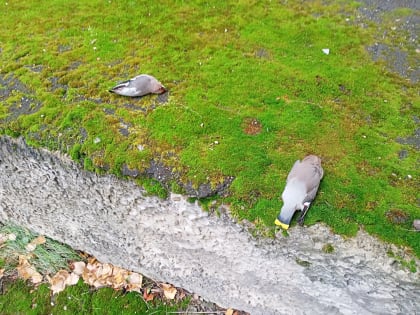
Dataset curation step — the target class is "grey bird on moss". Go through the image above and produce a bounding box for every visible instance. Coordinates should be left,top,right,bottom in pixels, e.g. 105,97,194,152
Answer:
109,74,166,97
275,155,324,230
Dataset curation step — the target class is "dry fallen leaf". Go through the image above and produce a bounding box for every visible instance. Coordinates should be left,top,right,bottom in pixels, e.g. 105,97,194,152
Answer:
0,233,8,244
17,255,43,284
25,235,47,252
32,235,46,245
110,266,128,290
0,268,5,279
77,258,148,295
162,283,177,300
92,279,104,288
26,243,37,252
96,263,113,280
87,257,97,265
49,270,70,295
83,261,129,290
31,272,43,284
65,272,80,286
71,261,86,275
143,290,155,302
126,272,143,293
225,309,234,315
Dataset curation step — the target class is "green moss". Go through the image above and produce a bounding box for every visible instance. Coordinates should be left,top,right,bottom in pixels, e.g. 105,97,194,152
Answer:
0,224,80,275
139,178,168,199
69,143,82,161
295,257,311,267
0,0,419,256
0,279,187,315
387,251,418,273
322,243,335,254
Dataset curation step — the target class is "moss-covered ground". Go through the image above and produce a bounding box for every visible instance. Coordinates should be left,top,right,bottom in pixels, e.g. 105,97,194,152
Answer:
0,279,188,315
0,224,217,314
0,1,419,255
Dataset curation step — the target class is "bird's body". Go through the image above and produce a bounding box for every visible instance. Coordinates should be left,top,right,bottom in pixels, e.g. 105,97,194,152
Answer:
109,74,166,97
275,155,324,229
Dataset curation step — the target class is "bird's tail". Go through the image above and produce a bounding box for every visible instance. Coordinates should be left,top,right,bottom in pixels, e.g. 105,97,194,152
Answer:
274,217,290,230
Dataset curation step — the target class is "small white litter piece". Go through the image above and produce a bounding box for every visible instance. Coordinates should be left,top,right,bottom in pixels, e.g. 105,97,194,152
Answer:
322,48,330,55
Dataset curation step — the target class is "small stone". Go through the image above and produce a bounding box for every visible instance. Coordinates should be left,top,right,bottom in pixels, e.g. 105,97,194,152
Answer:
413,220,420,231
93,137,101,144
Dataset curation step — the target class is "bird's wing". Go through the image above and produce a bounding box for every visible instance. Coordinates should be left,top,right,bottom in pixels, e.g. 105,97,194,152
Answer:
112,80,130,89
132,76,152,94
302,164,323,202
304,183,320,203
288,160,323,201
286,160,301,182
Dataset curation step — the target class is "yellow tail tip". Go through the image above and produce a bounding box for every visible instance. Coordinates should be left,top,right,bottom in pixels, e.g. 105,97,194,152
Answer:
274,219,289,230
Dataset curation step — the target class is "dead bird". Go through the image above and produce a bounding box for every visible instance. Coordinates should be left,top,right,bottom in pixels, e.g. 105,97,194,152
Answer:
109,74,166,97
275,155,324,230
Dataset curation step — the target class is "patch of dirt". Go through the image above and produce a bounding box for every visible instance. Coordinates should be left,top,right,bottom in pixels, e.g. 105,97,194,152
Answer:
0,73,30,97
396,127,420,150
0,74,42,122
357,0,419,83
242,117,263,135
386,208,410,224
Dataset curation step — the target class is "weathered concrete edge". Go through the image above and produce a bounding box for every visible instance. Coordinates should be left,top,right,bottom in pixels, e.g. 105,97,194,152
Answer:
1,135,419,315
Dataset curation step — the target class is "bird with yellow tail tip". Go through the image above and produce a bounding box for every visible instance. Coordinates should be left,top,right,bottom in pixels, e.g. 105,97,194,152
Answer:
275,155,324,229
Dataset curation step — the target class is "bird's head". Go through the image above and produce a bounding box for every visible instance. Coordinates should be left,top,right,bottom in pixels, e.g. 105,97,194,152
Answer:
156,85,167,94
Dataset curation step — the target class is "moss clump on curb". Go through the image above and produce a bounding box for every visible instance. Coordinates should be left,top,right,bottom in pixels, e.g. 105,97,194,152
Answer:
387,250,418,273
322,243,335,254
